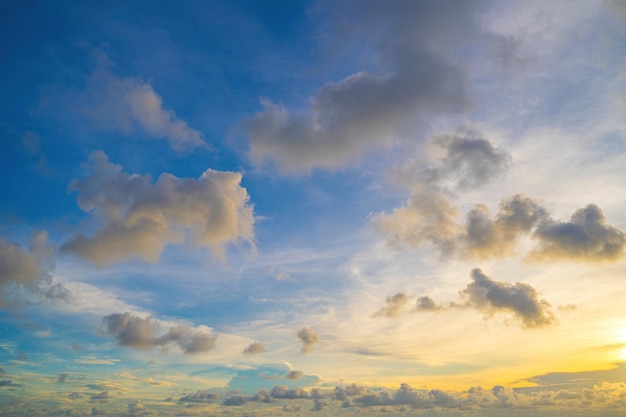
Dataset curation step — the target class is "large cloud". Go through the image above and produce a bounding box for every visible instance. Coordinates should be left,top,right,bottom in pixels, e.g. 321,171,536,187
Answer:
245,1,504,172
102,312,217,354
80,57,206,153
61,151,255,265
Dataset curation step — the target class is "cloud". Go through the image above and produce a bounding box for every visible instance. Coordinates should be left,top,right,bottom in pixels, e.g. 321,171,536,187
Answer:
270,385,310,399
242,342,267,355
372,185,461,256
245,1,504,172
102,312,217,354
56,373,69,383
179,390,220,403
531,204,625,262
80,56,206,153
460,268,555,328
285,370,302,380
61,151,255,265
373,293,410,318
297,327,319,354
375,192,625,262
89,391,112,403
424,131,511,191
0,231,66,307
415,296,444,312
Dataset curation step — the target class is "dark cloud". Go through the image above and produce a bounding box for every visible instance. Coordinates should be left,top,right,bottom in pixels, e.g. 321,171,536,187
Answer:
179,390,220,403
90,391,111,403
285,370,303,380
244,1,506,172
242,341,266,355
68,392,82,400
56,373,69,383
373,293,410,318
532,204,625,261
61,151,255,265
271,385,310,399
102,312,217,354
416,296,444,312
297,327,319,354
222,396,247,406
426,132,511,191
460,268,555,328
0,380,14,387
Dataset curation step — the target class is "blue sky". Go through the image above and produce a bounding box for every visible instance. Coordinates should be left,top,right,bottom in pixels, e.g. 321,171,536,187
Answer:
2,1,626,416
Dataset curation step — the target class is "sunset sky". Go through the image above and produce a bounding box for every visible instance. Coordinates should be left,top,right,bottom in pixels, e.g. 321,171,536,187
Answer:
1,1,626,416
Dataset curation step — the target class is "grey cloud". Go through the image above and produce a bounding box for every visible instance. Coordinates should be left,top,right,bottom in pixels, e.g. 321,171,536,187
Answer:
71,342,83,352
285,370,302,380
375,192,624,263
245,1,498,172
56,373,69,383
80,56,206,153
373,293,410,318
461,268,555,328
61,151,255,266
68,392,82,400
102,312,217,354
242,342,266,355
426,132,511,191
532,204,625,262
90,391,112,403
222,395,247,406
297,327,319,354
179,390,220,403
0,380,14,387
0,237,42,287
271,385,310,399
416,296,444,312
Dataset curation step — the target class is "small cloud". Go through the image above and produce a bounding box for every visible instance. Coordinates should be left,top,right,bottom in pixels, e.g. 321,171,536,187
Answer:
416,296,444,312
56,373,69,383
243,341,267,355
373,293,410,318
285,370,303,380
297,327,319,354
179,390,220,403
71,342,83,352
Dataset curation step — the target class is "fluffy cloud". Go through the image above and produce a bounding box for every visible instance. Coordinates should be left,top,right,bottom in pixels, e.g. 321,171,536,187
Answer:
285,370,302,380
532,204,625,262
81,57,206,153
415,296,444,312
423,131,511,191
0,231,68,306
179,390,220,403
61,151,255,265
102,312,217,354
245,1,505,172
373,293,410,318
460,268,555,328
242,341,267,355
297,327,319,354
376,193,625,262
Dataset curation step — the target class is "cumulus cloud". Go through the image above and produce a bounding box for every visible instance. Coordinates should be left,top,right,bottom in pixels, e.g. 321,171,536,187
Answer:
80,57,206,153
415,296,445,312
179,390,220,403
424,131,511,191
531,204,625,262
285,370,302,380
242,341,267,355
0,231,68,307
373,293,410,318
56,373,69,383
244,1,508,172
61,151,255,265
372,185,461,256
102,312,217,354
375,192,625,262
297,327,319,354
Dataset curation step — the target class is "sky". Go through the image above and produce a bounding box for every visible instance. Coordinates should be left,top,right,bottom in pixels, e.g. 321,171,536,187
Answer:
1,0,626,416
